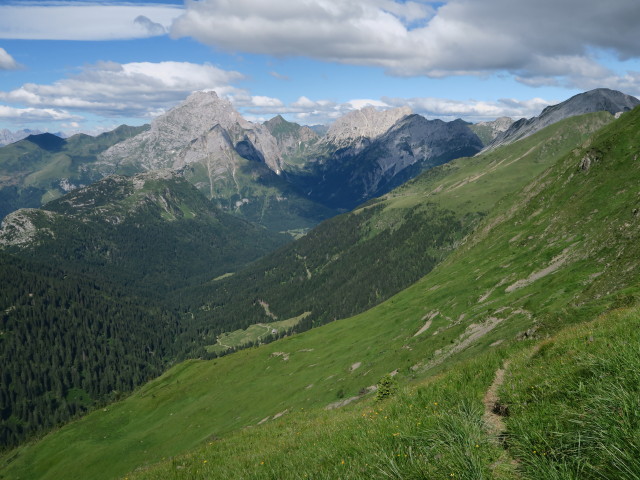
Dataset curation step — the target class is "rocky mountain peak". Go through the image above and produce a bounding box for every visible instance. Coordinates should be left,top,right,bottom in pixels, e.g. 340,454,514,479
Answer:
475,116,514,131
469,117,514,145
148,90,249,142
265,115,287,127
98,90,282,174
264,115,319,156
324,106,412,145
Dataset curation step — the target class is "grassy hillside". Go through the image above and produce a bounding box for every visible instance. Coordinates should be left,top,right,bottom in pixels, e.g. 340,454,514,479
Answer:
132,306,640,480
2,106,637,479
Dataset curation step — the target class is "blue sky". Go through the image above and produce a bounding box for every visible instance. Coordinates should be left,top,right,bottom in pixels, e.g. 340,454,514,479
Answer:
0,0,639,134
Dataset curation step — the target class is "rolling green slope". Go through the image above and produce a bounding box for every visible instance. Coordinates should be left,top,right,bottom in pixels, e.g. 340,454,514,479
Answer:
3,107,638,479
133,306,640,480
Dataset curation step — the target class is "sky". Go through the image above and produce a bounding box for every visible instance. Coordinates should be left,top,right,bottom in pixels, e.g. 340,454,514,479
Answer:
0,0,639,135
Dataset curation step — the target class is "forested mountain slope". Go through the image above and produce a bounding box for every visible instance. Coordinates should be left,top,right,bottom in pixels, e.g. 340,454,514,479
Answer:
0,252,182,449
0,170,288,295
0,171,289,449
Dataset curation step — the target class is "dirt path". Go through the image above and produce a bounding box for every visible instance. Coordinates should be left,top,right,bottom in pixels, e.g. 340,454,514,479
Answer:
483,360,510,437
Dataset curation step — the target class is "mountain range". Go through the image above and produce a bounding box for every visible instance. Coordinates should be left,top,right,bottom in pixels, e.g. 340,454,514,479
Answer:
0,125,148,220
2,88,640,479
2,88,634,233
0,92,498,231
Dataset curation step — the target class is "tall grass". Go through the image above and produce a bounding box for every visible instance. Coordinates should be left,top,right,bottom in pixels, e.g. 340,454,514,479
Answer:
130,350,516,480
501,307,640,479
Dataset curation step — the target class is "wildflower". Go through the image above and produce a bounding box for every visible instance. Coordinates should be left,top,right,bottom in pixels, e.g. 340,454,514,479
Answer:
341,459,345,465
434,402,438,406
392,432,400,436
203,460,208,464
260,461,265,465
475,444,479,448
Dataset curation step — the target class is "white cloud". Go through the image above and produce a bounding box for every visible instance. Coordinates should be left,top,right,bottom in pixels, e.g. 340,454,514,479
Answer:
0,2,182,40
0,47,20,70
234,93,558,126
269,71,290,81
0,104,81,122
383,95,554,121
249,96,284,108
0,61,246,118
347,99,390,110
291,96,321,109
170,0,640,88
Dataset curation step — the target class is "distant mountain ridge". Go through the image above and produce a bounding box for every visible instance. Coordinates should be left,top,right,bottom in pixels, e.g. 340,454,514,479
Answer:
285,113,484,210
0,124,149,220
323,106,412,147
484,88,640,151
1,88,638,230
0,128,64,147
0,169,288,292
